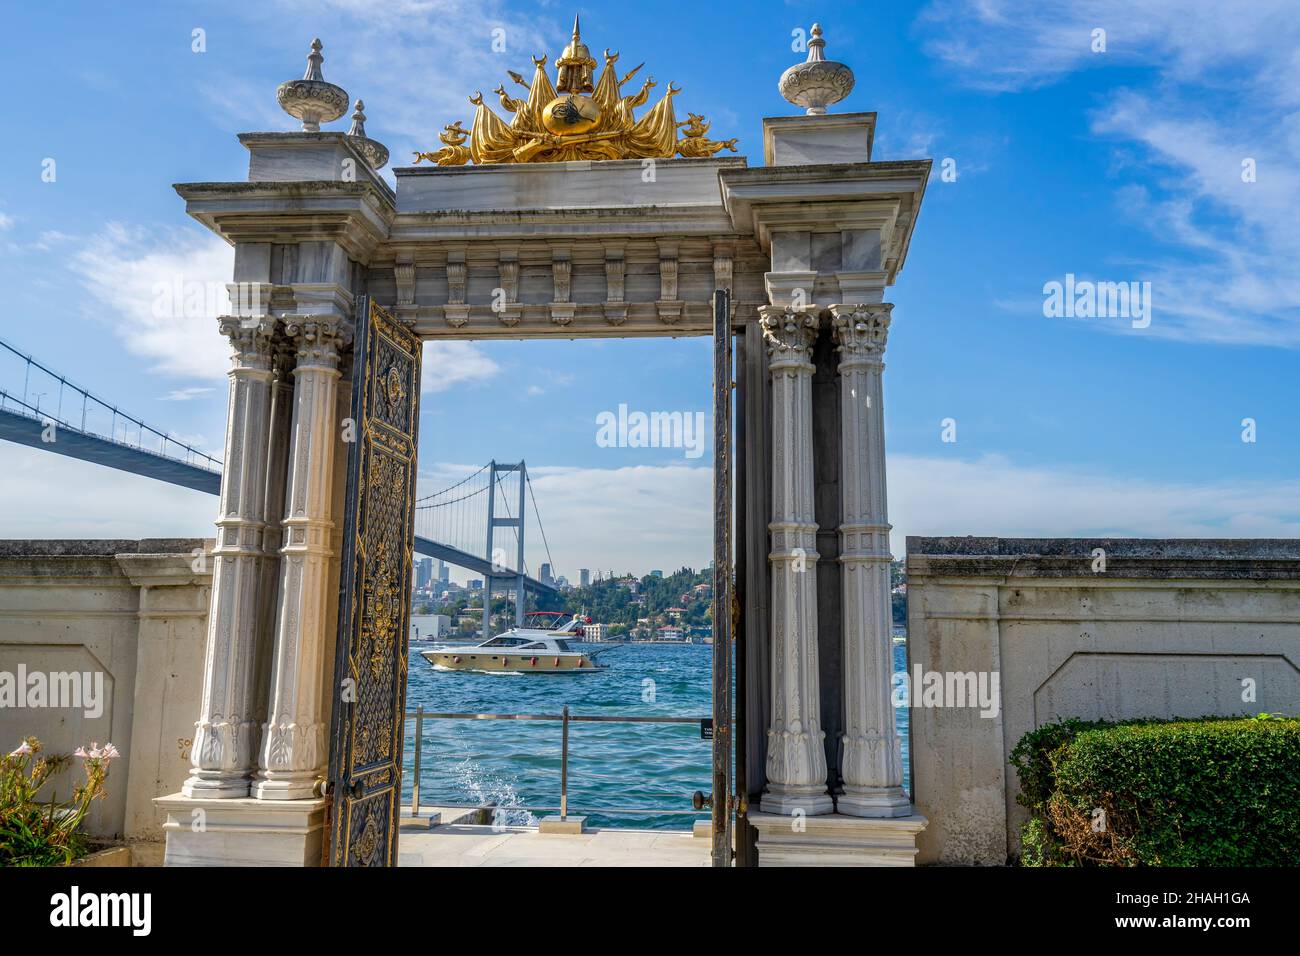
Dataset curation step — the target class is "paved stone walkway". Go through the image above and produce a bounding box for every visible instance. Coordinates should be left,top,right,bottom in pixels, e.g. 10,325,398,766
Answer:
398,824,710,867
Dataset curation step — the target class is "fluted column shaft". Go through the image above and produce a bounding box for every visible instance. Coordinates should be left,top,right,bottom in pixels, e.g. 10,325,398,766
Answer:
759,305,833,815
183,318,276,797
253,341,296,732
253,319,346,800
831,304,910,817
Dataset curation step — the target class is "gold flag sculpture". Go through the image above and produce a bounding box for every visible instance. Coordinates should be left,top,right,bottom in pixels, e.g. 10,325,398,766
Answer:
415,16,738,166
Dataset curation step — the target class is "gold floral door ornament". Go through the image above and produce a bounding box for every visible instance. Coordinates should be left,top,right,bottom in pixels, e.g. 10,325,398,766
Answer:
328,298,422,867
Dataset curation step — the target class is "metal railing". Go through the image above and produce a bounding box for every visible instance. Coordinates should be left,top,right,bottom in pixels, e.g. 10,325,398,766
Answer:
404,704,710,822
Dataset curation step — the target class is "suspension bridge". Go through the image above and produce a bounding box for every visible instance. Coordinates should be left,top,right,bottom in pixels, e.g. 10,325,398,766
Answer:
0,336,558,612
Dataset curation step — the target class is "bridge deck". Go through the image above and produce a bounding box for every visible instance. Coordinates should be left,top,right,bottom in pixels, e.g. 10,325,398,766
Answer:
0,407,554,594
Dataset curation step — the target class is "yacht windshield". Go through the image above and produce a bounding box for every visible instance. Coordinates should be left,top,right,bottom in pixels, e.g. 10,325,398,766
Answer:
524,612,567,630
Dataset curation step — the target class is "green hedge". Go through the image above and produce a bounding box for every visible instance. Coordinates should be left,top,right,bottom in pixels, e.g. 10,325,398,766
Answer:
1010,714,1300,866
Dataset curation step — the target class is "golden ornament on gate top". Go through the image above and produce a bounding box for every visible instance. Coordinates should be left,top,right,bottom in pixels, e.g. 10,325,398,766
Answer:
412,14,738,166
541,93,602,136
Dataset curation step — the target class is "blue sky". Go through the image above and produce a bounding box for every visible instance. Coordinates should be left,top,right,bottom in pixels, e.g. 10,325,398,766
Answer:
0,0,1296,579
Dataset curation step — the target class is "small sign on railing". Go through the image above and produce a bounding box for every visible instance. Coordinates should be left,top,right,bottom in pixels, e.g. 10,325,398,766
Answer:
700,718,714,740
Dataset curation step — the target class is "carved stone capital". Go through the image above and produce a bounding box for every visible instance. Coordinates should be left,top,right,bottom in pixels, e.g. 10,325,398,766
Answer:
284,317,348,369
831,303,892,362
759,304,819,368
218,316,276,371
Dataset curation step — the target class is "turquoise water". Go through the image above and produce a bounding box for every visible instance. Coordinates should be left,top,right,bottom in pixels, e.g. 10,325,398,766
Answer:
401,641,909,830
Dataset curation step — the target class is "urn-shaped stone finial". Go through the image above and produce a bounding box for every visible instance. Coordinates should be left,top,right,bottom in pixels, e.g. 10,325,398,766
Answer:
779,23,855,115
347,99,390,170
276,38,350,132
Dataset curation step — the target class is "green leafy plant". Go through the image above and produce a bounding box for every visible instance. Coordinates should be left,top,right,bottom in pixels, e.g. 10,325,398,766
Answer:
1011,715,1300,867
0,737,118,867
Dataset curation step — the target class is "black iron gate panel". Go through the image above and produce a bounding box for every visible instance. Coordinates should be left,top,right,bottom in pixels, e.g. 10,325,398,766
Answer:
711,288,734,867
328,298,422,867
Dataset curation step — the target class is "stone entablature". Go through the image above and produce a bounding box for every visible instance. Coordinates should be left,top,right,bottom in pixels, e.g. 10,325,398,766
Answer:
174,139,929,341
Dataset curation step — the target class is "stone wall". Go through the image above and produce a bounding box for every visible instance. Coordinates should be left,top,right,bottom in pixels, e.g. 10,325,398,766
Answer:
906,537,1300,866
0,540,210,859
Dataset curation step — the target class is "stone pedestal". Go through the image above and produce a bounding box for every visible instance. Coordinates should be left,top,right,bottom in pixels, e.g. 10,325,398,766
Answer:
539,815,588,834
763,112,876,166
156,793,329,867
749,810,927,866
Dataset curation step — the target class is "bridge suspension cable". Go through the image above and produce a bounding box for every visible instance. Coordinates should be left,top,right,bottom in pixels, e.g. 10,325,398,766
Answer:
415,462,489,505
0,335,221,474
526,471,556,578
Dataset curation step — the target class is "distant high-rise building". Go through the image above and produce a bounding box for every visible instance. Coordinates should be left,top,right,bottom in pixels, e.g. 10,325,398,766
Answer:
415,557,433,589
540,563,553,585
439,562,450,583
579,568,590,587
649,569,664,578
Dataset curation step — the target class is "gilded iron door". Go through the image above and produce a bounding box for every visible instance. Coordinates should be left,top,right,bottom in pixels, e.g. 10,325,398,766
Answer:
328,299,422,867
710,288,735,866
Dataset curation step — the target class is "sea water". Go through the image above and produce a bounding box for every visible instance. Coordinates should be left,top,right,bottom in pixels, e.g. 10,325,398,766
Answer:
402,641,910,830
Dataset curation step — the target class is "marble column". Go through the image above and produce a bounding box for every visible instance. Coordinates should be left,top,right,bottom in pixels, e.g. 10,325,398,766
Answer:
831,304,910,817
183,317,276,797
253,337,296,737
759,304,834,815
252,318,346,800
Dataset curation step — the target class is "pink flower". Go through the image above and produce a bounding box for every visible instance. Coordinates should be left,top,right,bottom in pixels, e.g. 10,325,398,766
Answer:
8,741,32,757
74,742,119,762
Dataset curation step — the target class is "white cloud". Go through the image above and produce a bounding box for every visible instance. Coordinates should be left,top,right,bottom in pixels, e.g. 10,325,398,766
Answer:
0,445,215,540
73,223,234,380
919,1,1300,94
159,387,216,402
250,0,555,166
889,453,1300,552
70,222,499,392
0,212,14,231
421,341,500,393
35,230,74,251
920,0,1300,348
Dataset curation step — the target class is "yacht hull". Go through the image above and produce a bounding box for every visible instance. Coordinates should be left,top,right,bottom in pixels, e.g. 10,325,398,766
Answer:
419,649,605,673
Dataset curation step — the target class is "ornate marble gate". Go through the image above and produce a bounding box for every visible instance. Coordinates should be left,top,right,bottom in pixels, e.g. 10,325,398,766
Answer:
157,19,932,868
